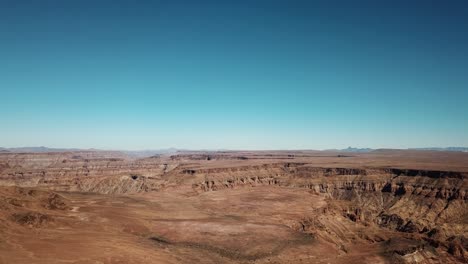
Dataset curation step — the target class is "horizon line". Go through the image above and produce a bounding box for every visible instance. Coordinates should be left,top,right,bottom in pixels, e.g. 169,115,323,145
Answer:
2,146,468,152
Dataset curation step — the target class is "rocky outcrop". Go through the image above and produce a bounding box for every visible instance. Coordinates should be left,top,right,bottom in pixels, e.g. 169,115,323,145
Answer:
169,154,249,161
0,152,178,193
174,163,467,261
11,212,51,227
0,186,69,231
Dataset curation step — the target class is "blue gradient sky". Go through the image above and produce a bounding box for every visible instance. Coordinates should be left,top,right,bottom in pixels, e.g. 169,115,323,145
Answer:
1,0,468,150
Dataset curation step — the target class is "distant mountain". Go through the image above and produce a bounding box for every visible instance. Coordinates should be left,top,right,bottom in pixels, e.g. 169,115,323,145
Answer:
323,147,374,152
340,147,374,152
122,148,181,158
0,146,83,153
0,147,182,157
328,147,468,153
409,147,468,152
2,146,467,155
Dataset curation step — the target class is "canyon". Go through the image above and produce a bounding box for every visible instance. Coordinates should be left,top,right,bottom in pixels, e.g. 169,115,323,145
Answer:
0,150,466,263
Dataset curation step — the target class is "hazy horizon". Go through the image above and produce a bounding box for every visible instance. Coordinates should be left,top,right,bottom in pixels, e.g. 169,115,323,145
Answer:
2,145,468,153
2,1,468,150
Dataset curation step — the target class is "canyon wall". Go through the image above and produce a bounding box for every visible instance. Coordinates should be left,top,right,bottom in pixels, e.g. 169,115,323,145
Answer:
0,151,467,262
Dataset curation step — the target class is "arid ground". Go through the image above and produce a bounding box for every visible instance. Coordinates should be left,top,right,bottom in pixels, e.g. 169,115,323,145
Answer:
0,150,467,263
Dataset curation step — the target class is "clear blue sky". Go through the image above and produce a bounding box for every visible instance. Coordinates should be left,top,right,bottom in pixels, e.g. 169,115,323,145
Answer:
1,0,467,150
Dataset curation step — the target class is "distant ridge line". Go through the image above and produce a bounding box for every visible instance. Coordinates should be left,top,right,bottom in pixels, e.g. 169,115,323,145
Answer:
1,146,468,154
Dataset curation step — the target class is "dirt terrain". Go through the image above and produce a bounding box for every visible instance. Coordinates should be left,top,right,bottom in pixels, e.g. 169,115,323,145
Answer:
0,150,467,263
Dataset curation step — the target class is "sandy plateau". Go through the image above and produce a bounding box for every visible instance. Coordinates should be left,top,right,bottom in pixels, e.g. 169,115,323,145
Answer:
0,150,467,263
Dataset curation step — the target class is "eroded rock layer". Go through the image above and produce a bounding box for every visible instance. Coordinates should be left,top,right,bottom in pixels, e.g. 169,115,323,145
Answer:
0,150,467,263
